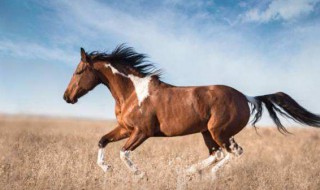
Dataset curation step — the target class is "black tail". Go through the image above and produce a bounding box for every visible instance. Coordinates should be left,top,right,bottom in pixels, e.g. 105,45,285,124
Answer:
248,92,320,134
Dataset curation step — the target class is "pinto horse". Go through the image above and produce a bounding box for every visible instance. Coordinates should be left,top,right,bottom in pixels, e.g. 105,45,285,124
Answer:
63,45,320,177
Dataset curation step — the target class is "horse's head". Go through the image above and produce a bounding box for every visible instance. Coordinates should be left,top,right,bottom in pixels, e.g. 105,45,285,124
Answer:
63,48,100,104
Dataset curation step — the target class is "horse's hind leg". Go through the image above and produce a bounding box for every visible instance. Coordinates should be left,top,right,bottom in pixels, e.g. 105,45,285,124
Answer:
210,137,243,175
208,125,244,175
186,131,222,174
208,125,244,156
228,136,243,156
202,130,220,155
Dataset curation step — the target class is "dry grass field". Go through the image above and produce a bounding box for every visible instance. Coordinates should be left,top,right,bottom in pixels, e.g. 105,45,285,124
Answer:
0,114,320,190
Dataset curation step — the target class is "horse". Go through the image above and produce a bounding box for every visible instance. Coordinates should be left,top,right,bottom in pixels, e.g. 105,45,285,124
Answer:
63,44,320,177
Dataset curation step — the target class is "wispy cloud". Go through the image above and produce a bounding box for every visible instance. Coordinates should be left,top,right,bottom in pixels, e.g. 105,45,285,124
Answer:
241,0,320,23
0,39,77,64
43,0,261,82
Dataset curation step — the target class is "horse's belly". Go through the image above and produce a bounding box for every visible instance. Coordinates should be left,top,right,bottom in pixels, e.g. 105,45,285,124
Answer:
157,112,209,136
154,86,213,136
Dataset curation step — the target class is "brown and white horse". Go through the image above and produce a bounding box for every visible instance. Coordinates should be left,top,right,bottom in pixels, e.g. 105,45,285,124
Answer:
63,45,320,177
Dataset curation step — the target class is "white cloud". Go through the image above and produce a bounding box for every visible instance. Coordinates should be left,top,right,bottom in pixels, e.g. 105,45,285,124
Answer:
241,0,319,23
0,40,77,64
45,0,259,83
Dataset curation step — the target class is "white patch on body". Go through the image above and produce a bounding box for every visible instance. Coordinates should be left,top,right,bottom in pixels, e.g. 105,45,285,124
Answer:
120,150,145,178
105,64,127,77
97,148,111,172
128,75,151,106
104,63,151,106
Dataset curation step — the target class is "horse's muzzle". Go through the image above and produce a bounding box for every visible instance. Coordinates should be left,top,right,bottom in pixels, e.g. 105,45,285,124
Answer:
63,92,77,104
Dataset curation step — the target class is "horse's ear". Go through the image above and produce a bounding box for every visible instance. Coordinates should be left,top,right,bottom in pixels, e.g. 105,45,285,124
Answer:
80,47,87,62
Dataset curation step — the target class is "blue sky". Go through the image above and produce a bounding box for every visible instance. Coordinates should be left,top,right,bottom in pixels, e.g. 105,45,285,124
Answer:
0,0,320,124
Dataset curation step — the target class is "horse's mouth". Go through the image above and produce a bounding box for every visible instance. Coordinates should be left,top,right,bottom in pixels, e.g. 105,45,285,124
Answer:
70,98,78,104
63,94,78,104
64,98,78,104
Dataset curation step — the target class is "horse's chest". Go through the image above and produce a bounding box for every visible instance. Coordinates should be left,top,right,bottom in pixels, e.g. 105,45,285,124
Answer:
117,107,143,127
118,103,155,130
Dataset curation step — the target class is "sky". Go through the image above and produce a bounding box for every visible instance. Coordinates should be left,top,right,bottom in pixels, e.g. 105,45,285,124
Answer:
0,0,320,125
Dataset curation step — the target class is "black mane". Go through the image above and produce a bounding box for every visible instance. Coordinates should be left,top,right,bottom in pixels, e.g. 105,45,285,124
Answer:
88,44,161,78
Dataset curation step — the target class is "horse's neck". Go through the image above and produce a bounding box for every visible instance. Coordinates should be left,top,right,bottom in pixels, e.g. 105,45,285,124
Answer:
97,67,135,105
96,62,169,107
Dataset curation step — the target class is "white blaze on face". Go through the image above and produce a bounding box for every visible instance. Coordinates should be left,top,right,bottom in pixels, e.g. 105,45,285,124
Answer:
104,63,151,106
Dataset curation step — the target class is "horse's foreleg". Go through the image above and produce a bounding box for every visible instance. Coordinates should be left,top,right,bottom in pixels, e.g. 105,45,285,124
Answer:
98,125,129,148
120,128,148,177
97,148,111,172
97,125,130,172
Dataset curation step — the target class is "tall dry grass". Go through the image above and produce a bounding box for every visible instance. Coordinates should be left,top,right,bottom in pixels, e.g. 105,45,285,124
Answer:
0,114,319,190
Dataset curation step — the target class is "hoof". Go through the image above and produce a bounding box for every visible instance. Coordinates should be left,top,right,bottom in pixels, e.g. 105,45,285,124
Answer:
134,170,147,180
98,164,112,173
98,141,105,148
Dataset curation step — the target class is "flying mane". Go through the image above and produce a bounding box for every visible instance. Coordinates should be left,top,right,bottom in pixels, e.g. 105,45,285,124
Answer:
87,44,161,78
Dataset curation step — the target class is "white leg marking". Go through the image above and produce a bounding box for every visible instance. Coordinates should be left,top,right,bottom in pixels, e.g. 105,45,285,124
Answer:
186,148,228,174
211,153,231,174
120,150,145,178
97,148,111,172
229,136,243,156
105,64,127,77
187,155,217,174
186,149,225,174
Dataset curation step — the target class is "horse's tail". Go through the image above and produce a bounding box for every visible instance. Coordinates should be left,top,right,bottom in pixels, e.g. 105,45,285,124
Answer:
246,92,320,134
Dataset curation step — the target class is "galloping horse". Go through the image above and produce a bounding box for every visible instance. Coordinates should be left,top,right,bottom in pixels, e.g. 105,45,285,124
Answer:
63,45,320,177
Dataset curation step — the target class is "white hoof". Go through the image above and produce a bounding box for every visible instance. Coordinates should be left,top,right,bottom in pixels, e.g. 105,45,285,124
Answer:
135,170,148,181
98,163,112,172
134,170,144,177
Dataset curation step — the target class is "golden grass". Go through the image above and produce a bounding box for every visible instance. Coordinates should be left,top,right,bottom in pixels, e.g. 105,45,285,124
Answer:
0,114,320,190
